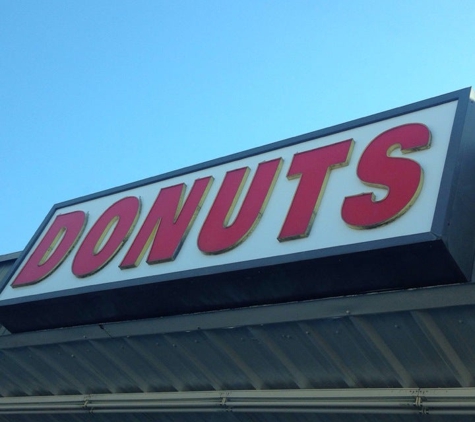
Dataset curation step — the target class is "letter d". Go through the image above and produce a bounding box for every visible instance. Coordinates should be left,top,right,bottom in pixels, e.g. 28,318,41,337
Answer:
11,211,87,287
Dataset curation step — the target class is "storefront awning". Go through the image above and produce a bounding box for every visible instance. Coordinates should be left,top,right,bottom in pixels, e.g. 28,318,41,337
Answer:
1,250,475,421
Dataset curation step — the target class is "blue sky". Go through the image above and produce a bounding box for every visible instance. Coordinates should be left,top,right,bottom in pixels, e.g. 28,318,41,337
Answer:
1,1,474,255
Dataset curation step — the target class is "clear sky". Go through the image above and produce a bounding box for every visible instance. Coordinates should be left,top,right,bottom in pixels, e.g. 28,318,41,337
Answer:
1,1,474,255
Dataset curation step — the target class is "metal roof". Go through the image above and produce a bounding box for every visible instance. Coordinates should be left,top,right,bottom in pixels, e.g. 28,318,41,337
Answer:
1,253,475,421
0,252,20,289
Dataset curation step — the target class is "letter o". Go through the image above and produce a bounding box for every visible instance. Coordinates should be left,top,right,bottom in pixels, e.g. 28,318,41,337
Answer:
72,197,140,277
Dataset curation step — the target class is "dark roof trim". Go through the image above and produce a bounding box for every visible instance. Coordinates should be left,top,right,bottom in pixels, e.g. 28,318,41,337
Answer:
0,252,21,263
0,281,473,350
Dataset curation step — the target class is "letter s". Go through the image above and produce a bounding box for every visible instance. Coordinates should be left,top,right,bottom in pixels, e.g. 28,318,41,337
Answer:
341,123,431,229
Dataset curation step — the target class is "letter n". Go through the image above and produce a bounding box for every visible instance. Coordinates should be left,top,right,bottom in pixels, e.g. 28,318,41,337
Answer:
120,177,213,268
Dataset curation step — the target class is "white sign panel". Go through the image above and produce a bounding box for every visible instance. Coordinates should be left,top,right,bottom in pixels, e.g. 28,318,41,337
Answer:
0,100,458,302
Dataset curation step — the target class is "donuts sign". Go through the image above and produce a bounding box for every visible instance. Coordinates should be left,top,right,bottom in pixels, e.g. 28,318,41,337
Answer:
2,89,475,332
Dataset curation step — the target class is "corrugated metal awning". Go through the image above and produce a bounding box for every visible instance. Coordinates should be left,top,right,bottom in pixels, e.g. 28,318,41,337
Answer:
1,253,475,420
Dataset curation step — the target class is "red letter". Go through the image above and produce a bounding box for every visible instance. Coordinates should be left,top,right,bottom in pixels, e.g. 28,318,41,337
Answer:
72,197,140,277
12,211,87,287
120,177,213,268
198,158,282,254
278,140,354,241
341,124,431,229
